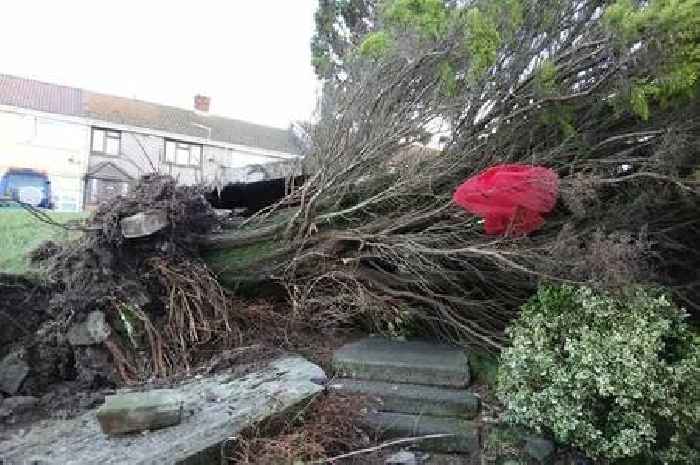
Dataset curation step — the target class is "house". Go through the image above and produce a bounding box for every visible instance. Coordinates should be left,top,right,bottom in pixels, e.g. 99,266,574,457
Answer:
0,74,303,211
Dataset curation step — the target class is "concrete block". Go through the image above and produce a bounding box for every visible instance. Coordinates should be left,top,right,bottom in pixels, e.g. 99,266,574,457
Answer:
333,337,470,388
67,311,111,346
330,378,479,418
120,210,169,239
2,357,325,465
365,411,479,453
0,351,30,395
96,389,183,435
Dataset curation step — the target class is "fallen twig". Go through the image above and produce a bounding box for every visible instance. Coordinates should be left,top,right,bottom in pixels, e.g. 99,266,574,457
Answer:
310,433,456,464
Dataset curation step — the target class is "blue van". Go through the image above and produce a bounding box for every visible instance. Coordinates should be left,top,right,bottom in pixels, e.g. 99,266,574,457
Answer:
0,168,53,209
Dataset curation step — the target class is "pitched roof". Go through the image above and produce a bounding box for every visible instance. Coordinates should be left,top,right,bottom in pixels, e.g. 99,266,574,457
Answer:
0,74,83,116
0,74,301,155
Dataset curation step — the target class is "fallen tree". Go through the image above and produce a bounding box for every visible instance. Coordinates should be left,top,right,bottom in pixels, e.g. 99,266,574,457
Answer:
206,0,700,350
13,2,699,391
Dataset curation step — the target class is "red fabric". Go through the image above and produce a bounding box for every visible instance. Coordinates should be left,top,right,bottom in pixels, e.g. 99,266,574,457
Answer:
453,164,559,236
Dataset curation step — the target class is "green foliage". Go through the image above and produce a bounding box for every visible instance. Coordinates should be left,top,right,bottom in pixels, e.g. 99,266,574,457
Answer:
383,0,449,39
438,60,457,96
462,7,501,81
497,285,700,464
535,59,558,95
606,0,700,116
359,31,392,59
311,0,378,80
630,83,652,121
539,103,577,138
483,0,524,41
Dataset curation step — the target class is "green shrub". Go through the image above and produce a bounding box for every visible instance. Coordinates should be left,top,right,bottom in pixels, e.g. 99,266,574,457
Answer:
359,31,392,59
497,285,700,464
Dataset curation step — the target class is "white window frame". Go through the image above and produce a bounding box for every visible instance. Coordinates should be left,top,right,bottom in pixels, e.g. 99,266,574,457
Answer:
91,128,121,156
164,140,202,167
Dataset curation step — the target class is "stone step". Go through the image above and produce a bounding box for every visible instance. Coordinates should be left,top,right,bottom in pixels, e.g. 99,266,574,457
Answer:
364,412,480,454
333,337,470,388
329,378,480,418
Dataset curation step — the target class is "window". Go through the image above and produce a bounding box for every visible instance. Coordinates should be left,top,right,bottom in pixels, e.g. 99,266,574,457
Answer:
164,140,202,166
91,128,121,156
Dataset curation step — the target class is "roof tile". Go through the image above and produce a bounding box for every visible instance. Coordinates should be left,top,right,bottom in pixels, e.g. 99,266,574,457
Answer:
0,74,300,155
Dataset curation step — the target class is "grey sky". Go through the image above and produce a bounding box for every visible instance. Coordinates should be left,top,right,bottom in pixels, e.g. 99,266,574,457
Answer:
1,1,320,129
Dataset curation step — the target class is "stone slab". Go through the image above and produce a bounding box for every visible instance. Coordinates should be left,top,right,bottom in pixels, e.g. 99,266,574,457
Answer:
120,210,169,239
333,337,470,388
365,412,479,453
329,378,480,418
0,396,38,418
97,389,183,435
0,351,29,395
0,356,325,465
68,311,111,346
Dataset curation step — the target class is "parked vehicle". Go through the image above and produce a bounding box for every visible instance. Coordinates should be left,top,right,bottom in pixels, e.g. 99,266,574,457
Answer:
0,168,53,209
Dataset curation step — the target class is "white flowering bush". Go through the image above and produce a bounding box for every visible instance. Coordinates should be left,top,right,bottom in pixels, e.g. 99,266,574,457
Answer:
497,285,699,464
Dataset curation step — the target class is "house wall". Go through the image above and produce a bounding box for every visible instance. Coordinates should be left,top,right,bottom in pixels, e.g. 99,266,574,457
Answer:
88,131,162,181
1,106,302,211
99,132,296,187
0,109,89,211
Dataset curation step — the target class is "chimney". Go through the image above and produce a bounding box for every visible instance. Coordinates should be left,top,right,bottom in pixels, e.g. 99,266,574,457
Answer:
194,94,210,112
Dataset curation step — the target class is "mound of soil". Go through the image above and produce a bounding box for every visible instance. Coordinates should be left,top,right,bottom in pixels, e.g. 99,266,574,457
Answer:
3,175,227,399
0,274,52,358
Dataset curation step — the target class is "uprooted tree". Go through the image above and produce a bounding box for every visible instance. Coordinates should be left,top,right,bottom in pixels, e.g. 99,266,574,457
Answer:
18,0,699,391
208,0,700,350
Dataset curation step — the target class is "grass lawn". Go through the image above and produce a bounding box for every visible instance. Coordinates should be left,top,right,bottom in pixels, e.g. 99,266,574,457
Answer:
0,209,85,275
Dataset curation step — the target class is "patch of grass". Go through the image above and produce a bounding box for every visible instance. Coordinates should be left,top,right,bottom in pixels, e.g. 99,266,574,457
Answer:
0,209,84,274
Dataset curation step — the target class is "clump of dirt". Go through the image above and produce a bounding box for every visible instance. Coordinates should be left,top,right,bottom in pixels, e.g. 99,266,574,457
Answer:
0,274,52,358
23,175,224,393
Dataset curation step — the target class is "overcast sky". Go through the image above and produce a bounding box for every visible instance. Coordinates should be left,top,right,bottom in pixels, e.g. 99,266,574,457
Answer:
0,1,320,129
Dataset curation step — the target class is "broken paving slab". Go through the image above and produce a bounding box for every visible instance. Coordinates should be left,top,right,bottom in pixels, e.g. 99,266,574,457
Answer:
97,389,183,435
120,210,169,239
0,356,326,465
333,337,470,388
329,378,480,418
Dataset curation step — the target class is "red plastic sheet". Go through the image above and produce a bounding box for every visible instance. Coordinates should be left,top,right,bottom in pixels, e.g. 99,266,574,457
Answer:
453,164,559,236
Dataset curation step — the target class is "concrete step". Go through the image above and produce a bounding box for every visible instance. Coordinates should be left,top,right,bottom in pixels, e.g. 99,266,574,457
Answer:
329,378,480,418
333,337,470,388
364,411,480,454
